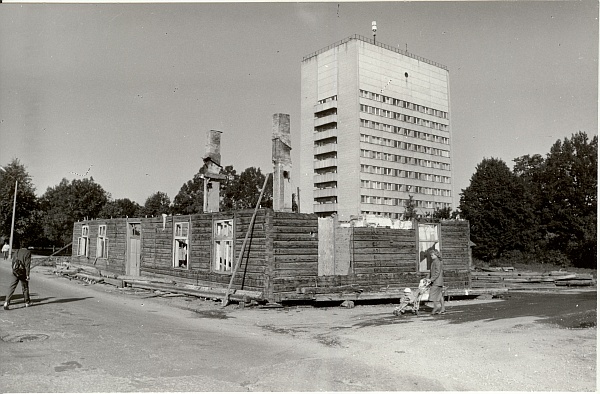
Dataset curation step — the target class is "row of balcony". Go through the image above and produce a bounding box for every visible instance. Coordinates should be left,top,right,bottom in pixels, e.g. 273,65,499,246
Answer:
314,100,337,114
314,173,338,183
314,158,338,169
313,187,338,198
314,128,337,141
314,114,338,128
313,143,337,155
313,203,338,213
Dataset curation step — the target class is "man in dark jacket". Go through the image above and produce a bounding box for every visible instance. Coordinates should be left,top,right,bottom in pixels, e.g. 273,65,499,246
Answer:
3,241,31,310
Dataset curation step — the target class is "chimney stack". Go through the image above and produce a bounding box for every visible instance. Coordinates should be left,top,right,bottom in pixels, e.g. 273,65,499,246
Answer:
200,129,225,213
272,114,292,212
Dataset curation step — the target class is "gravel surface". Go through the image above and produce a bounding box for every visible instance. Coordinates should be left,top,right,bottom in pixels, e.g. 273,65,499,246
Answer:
20,264,596,391
144,287,597,391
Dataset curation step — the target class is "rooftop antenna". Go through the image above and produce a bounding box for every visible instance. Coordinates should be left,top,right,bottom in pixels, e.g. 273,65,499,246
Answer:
372,21,377,43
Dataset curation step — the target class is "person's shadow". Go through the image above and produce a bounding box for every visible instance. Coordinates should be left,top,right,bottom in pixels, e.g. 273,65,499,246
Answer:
0,294,92,306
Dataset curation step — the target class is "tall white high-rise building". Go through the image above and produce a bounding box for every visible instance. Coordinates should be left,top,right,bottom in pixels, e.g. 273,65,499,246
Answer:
300,35,453,221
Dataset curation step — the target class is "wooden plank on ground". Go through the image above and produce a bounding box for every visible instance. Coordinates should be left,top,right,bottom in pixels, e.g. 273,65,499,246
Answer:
102,277,124,287
125,281,264,301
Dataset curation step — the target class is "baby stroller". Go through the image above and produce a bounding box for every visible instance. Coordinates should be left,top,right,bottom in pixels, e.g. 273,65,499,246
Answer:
393,278,431,316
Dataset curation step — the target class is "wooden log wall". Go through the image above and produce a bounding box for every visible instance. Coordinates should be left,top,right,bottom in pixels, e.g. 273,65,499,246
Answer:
140,216,175,276
72,214,472,304
439,220,471,290
267,211,319,300
270,221,472,303
139,210,269,293
71,219,129,275
72,222,82,261
271,226,414,302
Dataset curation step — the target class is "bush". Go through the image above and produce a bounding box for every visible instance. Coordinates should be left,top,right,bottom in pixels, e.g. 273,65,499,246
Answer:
481,250,528,267
539,250,572,268
473,249,573,272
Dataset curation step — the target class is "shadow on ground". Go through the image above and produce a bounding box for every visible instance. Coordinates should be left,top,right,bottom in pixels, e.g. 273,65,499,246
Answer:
0,294,93,307
351,292,597,330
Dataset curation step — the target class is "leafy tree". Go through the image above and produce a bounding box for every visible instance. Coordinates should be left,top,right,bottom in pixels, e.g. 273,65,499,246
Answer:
221,167,272,210
40,177,109,245
538,132,597,267
450,209,462,219
142,191,171,216
402,195,418,221
459,158,535,261
219,165,239,211
512,154,549,255
172,165,273,214
172,175,204,215
172,165,242,215
99,198,142,218
0,159,41,247
432,207,452,220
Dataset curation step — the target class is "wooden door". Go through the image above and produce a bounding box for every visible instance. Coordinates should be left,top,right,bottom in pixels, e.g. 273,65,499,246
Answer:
127,223,141,276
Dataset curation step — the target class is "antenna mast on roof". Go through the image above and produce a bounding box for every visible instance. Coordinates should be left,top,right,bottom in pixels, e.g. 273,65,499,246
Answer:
372,21,377,43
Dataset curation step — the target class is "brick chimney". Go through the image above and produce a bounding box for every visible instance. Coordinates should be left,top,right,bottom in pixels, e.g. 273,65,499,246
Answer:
200,129,225,213
272,114,292,212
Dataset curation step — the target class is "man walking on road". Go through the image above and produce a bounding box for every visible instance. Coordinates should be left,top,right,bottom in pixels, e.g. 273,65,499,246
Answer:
3,240,31,310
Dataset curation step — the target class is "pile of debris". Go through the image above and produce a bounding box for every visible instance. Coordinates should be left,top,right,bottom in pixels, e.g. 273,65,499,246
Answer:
53,262,123,287
471,267,596,291
52,262,263,303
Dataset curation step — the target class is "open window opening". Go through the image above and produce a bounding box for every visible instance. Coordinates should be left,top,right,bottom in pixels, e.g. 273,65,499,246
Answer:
77,225,89,257
418,223,439,272
173,222,189,269
96,224,109,258
214,219,234,272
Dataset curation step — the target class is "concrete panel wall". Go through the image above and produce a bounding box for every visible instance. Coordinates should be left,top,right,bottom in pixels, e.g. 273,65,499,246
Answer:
335,41,361,221
357,41,452,215
300,58,318,213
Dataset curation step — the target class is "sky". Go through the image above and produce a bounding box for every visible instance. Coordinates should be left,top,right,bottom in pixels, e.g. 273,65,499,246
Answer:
0,2,597,209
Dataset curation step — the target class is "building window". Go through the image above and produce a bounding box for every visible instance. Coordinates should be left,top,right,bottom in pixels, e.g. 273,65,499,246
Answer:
96,225,108,259
173,222,189,269
214,219,234,272
77,225,89,257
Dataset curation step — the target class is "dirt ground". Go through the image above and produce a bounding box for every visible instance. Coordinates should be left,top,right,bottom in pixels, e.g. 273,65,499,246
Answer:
30,262,597,391
120,285,597,392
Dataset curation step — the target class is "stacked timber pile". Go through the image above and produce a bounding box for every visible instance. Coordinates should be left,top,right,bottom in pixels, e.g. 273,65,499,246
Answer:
53,262,124,287
123,280,263,303
471,268,596,290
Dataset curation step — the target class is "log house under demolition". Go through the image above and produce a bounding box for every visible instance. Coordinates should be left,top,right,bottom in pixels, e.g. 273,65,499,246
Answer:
71,113,474,303
71,213,472,303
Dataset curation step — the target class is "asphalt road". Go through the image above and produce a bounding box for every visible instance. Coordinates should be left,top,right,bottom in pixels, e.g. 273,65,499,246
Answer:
0,259,596,392
0,260,433,392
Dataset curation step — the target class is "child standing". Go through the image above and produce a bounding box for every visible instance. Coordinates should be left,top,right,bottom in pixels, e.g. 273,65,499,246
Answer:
1,241,9,260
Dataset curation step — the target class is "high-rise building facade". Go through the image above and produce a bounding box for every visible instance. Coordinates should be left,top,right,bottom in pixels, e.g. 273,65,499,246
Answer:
300,35,453,221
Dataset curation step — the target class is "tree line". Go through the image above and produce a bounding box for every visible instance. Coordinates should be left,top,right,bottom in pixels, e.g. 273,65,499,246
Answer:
458,132,597,268
0,162,273,248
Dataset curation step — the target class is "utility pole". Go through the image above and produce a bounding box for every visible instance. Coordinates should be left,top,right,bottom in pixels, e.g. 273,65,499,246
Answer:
0,166,17,259
9,180,16,259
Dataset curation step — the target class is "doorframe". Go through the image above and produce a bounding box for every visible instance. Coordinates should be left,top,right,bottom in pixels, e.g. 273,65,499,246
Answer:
126,221,142,276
